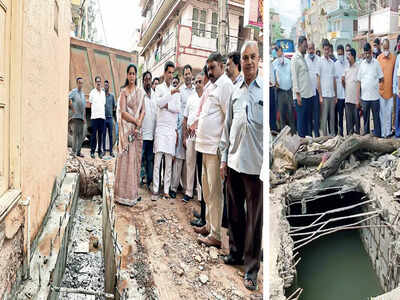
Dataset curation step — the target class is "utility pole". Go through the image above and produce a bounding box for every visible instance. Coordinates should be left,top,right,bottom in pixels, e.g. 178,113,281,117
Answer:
367,0,371,43
218,0,227,55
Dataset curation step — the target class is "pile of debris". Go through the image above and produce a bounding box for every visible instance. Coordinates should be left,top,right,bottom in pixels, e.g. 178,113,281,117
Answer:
271,126,400,187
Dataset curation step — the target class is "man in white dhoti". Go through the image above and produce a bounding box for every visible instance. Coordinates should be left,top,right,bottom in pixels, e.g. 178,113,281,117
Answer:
152,61,181,201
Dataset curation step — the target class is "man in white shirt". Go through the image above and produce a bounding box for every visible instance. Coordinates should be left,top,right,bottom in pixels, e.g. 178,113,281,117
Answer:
291,36,314,138
89,76,106,159
334,44,346,137
170,65,195,198
343,48,361,135
305,42,322,137
319,40,337,136
183,73,204,204
140,71,157,191
357,42,384,137
195,52,234,248
152,61,181,201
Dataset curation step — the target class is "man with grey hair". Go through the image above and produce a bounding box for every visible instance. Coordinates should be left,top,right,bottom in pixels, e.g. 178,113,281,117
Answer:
220,40,263,291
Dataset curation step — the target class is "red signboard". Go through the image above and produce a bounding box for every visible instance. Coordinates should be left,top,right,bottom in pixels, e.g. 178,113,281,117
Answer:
244,0,263,29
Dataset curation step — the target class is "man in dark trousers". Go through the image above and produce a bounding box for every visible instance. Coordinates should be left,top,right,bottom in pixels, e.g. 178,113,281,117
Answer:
69,77,86,157
220,40,263,291
102,80,116,157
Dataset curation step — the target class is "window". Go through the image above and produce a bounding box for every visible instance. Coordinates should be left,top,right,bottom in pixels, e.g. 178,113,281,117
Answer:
54,0,59,34
192,8,206,37
211,12,218,39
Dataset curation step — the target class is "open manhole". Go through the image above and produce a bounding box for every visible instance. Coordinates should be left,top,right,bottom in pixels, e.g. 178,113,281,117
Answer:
285,189,385,300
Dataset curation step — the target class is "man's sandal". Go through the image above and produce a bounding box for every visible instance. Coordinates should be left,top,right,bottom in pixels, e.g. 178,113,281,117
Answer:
244,274,258,291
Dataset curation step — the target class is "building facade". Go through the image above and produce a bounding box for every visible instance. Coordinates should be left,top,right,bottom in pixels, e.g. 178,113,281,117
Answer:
326,0,358,50
0,0,70,297
138,0,259,77
353,0,400,53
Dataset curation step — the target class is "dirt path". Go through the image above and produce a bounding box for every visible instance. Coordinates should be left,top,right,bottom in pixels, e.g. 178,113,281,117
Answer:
123,186,264,300
74,148,263,299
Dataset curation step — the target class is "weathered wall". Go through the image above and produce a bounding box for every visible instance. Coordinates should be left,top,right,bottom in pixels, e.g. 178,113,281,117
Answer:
21,0,71,244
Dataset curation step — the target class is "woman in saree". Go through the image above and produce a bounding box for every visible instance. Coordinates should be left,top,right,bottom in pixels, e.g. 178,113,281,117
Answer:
114,63,145,206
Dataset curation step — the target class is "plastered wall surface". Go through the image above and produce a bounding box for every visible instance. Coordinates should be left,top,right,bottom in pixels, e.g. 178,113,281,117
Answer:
21,0,71,245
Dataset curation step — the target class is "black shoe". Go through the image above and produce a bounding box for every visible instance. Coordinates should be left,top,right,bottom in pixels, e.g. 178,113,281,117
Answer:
193,210,201,219
223,254,244,265
183,195,193,203
110,152,115,157
90,153,95,159
99,152,104,159
169,190,176,199
190,218,205,227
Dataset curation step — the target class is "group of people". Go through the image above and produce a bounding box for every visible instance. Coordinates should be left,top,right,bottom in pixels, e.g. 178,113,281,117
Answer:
69,76,116,158
270,34,400,139
69,40,263,290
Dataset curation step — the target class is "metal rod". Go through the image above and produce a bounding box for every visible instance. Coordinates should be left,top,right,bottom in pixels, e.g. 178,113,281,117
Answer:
293,214,381,251
288,186,356,206
288,199,374,218
287,288,303,300
291,210,382,234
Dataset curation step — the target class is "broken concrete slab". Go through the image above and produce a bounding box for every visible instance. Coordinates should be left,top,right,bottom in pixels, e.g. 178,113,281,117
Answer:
13,173,80,300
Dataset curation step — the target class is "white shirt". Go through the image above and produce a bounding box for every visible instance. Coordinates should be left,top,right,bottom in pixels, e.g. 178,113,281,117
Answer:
89,88,106,119
335,59,346,99
184,91,201,128
196,73,234,155
319,56,336,98
357,58,384,101
154,82,181,155
305,54,320,96
142,91,157,141
179,84,195,114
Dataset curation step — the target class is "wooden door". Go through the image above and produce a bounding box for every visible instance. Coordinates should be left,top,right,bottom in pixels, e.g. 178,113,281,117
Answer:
0,0,10,195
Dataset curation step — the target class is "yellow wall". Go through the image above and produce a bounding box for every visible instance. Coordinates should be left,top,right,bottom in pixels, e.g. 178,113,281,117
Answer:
21,0,70,241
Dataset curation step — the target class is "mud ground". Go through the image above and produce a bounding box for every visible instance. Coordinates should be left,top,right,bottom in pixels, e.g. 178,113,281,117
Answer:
78,148,263,300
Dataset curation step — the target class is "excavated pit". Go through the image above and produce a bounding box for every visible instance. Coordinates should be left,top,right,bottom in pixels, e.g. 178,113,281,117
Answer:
59,196,105,299
285,190,383,300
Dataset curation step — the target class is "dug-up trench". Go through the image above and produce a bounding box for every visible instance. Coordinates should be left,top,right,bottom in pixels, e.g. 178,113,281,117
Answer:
15,148,263,300
270,127,400,300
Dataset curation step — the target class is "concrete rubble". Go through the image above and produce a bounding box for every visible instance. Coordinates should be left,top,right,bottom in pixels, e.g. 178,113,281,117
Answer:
59,195,105,300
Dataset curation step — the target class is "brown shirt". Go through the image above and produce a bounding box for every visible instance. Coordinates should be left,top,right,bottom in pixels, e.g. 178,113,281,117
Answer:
377,52,396,99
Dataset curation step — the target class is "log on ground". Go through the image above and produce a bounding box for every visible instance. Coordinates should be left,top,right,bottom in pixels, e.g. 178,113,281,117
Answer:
319,135,400,178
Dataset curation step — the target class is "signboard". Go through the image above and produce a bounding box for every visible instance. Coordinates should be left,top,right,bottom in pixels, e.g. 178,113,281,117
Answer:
244,0,263,29
330,31,337,38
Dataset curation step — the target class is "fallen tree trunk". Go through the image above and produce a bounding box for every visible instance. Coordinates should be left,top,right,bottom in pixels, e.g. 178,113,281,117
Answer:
320,135,400,178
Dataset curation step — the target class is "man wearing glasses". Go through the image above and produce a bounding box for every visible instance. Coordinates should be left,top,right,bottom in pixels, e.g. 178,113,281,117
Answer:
89,76,106,159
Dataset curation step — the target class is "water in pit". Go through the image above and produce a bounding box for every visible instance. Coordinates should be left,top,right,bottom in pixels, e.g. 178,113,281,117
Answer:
287,191,384,300
293,229,383,300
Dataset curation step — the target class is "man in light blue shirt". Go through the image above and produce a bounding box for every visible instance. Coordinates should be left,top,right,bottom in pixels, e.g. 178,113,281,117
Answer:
274,46,294,132
220,41,263,291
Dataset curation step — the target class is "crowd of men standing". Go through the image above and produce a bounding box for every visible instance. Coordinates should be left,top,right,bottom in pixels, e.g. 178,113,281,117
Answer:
270,35,400,139
68,40,263,291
